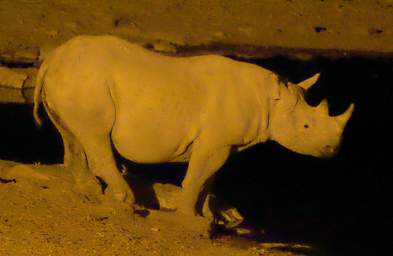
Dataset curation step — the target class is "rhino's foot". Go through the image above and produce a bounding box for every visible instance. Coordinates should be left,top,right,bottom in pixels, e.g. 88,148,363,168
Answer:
111,190,134,205
100,187,135,215
152,183,199,215
73,176,103,200
104,184,135,206
175,188,202,216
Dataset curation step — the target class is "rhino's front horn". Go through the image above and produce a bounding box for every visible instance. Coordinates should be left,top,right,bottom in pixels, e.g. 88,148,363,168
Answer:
298,73,320,91
316,99,329,115
335,103,355,127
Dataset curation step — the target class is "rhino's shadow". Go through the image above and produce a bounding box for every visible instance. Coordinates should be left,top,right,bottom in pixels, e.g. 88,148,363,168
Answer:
114,151,186,209
215,57,393,254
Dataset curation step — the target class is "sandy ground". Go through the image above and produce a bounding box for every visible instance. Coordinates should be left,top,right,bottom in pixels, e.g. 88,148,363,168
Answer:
0,161,316,256
0,0,393,65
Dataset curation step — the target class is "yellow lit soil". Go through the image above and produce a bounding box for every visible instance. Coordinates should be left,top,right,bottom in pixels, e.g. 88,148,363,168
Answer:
0,161,313,256
0,0,393,61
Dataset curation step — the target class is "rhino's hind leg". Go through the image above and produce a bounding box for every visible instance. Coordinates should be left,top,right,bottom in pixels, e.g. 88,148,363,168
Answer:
58,129,102,196
77,134,135,205
178,144,230,216
40,78,135,209
43,100,101,195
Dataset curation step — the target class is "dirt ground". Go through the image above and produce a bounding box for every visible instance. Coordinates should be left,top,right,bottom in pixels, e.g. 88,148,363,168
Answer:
0,1,391,255
1,0,393,65
0,161,316,256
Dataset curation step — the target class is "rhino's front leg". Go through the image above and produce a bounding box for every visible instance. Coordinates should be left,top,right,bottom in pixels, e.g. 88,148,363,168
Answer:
178,145,231,216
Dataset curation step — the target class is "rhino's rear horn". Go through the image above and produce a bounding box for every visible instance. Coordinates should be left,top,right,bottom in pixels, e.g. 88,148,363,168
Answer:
335,103,355,127
298,73,320,91
316,99,329,115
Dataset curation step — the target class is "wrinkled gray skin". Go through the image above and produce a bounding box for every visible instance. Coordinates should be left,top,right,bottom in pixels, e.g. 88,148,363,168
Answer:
34,35,354,216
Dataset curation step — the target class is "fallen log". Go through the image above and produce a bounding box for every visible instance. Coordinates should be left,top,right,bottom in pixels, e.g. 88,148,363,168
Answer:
0,48,39,68
0,66,28,89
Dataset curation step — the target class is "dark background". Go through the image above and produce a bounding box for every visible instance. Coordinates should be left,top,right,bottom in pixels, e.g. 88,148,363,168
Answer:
0,57,392,255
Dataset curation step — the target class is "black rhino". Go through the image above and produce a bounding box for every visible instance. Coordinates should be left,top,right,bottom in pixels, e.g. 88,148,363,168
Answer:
34,35,353,215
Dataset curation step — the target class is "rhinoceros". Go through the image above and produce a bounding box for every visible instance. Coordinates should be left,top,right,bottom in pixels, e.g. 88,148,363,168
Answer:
33,35,354,215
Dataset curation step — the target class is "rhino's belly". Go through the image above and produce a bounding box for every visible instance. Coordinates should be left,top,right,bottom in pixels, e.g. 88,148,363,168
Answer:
110,115,193,164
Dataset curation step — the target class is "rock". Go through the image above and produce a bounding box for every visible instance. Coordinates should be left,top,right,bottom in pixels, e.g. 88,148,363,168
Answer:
234,227,252,236
46,29,58,37
153,183,180,210
151,41,177,53
151,227,160,232
0,164,73,187
1,164,50,181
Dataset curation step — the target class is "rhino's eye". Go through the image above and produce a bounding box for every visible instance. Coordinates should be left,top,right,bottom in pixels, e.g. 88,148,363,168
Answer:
304,124,309,128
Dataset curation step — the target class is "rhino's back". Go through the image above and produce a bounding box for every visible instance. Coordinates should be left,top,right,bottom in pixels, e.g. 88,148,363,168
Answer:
48,36,211,163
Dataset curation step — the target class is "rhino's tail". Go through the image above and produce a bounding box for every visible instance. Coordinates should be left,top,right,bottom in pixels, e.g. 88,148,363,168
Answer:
33,59,49,127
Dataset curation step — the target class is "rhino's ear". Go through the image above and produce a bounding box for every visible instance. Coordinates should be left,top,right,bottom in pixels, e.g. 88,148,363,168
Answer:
298,73,320,91
273,82,282,100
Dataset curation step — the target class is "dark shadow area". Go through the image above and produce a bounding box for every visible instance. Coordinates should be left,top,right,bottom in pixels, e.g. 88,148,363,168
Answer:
216,56,393,255
0,57,392,255
0,104,62,163
116,156,187,209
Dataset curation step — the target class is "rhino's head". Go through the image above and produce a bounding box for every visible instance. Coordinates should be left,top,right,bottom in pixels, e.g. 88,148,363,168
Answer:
269,73,354,158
